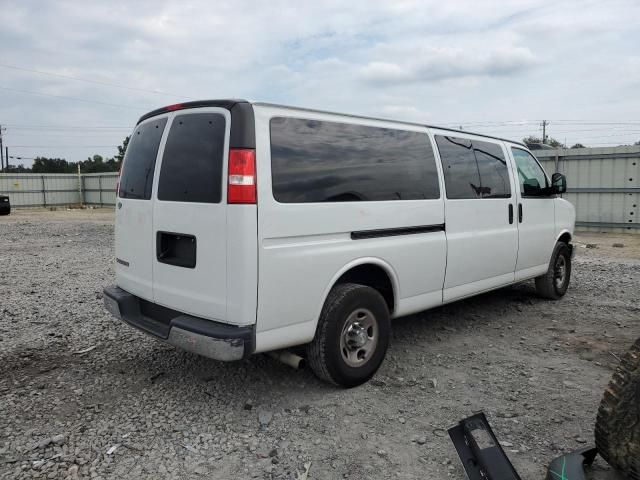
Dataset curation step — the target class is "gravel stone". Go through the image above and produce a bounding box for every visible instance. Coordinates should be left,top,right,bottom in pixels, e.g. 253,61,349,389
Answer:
1,209,639,479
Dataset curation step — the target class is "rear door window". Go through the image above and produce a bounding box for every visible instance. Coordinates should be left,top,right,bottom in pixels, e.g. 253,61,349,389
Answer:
157,113,226,203
435,136,479,199
472,140,510,198
270,117,439,203
436,135,511,199
119,117,167,199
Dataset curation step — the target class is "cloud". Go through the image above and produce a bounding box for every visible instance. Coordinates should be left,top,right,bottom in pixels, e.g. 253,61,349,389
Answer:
361,46,539,85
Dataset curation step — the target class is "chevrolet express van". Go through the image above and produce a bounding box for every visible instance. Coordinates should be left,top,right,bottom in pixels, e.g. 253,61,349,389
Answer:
104,100,575,387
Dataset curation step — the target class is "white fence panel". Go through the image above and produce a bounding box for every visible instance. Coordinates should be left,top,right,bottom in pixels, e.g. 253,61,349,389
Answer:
536,146,639,234
0,172,117,208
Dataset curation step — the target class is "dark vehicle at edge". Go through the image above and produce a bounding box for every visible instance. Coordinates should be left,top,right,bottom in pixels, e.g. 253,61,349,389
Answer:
0,195,10,215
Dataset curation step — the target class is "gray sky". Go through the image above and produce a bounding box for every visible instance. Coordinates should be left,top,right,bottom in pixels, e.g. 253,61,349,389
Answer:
2,0,639,166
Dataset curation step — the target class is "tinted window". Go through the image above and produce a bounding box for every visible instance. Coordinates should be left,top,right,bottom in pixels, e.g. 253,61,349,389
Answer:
270,117,439,203
158,113,226,203
435,136,479,199
119,117,167,199
472,140,510,198
511,148,549,197
436,135,511,199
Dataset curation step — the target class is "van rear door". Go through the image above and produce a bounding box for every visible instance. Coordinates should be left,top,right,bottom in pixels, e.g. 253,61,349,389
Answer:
152,108,230,322
115,116,168,300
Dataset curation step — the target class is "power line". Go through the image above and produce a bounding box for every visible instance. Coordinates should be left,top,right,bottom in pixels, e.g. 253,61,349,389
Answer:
0,85,152,110
7,133,127,138
0,63,183,99
449,120,640,127
579,141,640,146
549,120,640,124
6,124,132,129
567,132,640,139
445,121,541,127
10,145,118,148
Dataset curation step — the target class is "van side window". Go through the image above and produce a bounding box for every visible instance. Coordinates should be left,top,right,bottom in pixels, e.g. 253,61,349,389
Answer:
511,148,549,197
119,117,167,200
472,140,511,198
435,136,511,199
158,113,226,203
435,136,479,199
270,117,440,203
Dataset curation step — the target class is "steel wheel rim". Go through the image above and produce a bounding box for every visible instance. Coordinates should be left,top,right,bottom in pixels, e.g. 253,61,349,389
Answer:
340,308,378,367
554,255,567,289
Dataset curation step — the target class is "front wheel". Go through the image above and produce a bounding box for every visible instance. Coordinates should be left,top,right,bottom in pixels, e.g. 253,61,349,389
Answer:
535,242,571,299
307,283,390,388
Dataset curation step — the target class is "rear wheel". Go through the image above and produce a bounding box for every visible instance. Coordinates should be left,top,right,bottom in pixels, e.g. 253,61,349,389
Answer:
535,242,571,299
307,283,390,387
594,338,640,479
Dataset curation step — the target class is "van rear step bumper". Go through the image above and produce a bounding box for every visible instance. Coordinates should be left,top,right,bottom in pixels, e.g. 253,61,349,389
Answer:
103,286,253,361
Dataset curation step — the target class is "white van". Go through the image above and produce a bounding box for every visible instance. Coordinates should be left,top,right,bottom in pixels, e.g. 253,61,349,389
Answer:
104,100,575,387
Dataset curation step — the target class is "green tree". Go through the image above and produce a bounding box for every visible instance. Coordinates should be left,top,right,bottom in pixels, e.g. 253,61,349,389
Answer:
570,143,586,149
31,157,71,173
77,154,120,173
522,135,566,148
114,136,129,166
4,164,31,173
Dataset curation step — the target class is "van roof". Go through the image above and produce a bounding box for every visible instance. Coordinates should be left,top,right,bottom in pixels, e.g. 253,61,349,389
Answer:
137,99,526,148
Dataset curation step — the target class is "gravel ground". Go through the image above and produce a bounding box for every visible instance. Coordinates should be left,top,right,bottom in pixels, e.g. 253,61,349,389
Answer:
1,209,638,480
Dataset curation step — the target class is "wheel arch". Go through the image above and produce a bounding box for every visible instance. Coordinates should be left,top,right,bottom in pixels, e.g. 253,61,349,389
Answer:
315,258,399,328
556,229,572,245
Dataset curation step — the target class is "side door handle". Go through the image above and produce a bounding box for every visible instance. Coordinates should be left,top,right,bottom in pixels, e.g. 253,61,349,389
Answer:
518,203,523,223
508,204,514,224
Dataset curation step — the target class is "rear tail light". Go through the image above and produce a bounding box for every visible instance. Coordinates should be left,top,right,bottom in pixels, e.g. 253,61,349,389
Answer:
116,169,121,197
228,148,256,204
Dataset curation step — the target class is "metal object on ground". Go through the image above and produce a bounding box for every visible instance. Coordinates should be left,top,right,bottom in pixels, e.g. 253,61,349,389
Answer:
545,447,598,480
448,412,521,480
450,412,600,480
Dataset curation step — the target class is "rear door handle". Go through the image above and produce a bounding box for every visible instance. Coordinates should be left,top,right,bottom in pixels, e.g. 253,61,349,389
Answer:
508,204,514,224
518,203,523,223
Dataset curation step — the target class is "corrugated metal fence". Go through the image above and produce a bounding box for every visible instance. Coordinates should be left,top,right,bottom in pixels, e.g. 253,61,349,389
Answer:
536,146,639,234
0,172,117,208
1,146,639,233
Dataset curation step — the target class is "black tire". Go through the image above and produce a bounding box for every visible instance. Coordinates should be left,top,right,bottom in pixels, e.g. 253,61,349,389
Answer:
595,338,640,479
307,283,390,388
535,242,571,299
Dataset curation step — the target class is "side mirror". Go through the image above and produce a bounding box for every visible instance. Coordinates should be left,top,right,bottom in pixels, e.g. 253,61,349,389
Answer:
551,173,567,194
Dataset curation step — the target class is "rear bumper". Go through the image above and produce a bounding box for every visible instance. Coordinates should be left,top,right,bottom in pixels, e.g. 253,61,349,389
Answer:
103,285,254,361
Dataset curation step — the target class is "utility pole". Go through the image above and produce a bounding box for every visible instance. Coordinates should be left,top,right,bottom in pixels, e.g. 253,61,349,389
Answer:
5,147,7,170
541,120,549,144
0,124,4,172
77,163,84,206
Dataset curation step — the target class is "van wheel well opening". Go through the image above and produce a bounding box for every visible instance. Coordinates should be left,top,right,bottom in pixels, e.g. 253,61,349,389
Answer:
558,232,572,245
334,265,394,314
